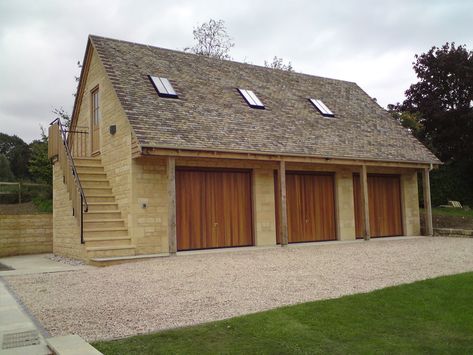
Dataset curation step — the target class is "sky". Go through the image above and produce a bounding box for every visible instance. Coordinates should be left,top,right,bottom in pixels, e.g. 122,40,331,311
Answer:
0,0,472,143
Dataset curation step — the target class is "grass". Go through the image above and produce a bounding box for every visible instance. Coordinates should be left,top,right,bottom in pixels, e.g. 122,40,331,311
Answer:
431,207,473,218
93,272,473,354
32,197,52,213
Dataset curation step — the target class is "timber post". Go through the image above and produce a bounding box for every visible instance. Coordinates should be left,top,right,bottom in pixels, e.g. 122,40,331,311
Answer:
422,167,433,236
278,160,289,246
167,157,177,254
361,165,371,240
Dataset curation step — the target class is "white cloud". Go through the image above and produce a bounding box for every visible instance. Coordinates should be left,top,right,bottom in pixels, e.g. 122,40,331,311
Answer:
0,0,472,142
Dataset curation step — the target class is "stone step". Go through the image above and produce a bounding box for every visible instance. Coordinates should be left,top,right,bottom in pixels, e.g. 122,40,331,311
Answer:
84,219,126,229
74,157,102,166
86,195,116,203
86,245,136,258
89,253,169,267
81,179,110,188
46,334,102,355
83,227,128,238
78,172,107,180
84,211,122,220
75,166,105,174
84,236,132,247
86,202,120,212
83,186,113,195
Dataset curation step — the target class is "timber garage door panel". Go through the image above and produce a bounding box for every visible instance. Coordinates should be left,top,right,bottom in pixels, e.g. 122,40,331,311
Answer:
286,173,337,243
353,174,403,238
176,169,253,251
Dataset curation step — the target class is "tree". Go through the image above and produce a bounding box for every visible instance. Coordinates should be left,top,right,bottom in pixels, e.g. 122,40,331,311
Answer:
401,42,473,162
264,56,293,71
0,154,14,181
398,43,473,205
0,133,30,180
387,104,422,136
52,107,71,128
185,19,234,60
28,128,52,185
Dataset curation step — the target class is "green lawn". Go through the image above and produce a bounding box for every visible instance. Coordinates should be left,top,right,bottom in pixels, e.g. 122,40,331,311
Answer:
431,207,473,218
93,272,473,354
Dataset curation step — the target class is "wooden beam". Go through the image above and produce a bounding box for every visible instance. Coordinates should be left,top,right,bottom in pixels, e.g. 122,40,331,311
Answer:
167,157,177,254
278,161,289,246
360,165,371,240
141,147,433,169
422,167,433,236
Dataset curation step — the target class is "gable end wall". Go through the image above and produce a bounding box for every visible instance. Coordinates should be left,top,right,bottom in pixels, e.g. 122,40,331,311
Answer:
73,47,133,229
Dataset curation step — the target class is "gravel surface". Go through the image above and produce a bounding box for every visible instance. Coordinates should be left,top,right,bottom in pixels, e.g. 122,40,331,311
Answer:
45,254,85,266
5,237,473,342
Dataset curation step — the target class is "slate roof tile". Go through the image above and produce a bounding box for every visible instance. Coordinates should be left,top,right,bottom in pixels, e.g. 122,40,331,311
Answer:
89,35,440,164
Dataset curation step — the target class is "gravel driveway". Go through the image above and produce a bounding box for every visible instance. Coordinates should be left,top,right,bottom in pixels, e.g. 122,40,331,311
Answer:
4,237,473,341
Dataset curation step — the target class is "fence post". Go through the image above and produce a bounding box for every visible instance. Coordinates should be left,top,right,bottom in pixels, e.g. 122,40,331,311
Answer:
18,182,21,204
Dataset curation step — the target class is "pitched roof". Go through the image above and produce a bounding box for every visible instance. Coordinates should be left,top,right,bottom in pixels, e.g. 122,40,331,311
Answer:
88,35,440,164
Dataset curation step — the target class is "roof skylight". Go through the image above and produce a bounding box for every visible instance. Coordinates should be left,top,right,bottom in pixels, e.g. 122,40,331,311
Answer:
238,89,265,109
309,98,334,117
149,76,178,98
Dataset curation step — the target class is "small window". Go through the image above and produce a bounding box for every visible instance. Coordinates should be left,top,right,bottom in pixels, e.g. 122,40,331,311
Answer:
238,89,265,109
149,76,178,98
309,98,334,117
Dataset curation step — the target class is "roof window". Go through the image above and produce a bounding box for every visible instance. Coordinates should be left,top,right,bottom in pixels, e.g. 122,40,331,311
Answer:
149,76,178,98
309,98,334,117
238,89,265,109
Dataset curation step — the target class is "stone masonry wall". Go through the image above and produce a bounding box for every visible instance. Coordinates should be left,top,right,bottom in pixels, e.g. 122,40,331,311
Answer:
73,47,132,228
0,214,52,257
52,164,85,259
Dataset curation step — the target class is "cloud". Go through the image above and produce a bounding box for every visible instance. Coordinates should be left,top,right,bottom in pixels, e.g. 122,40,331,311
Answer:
0,0,472,142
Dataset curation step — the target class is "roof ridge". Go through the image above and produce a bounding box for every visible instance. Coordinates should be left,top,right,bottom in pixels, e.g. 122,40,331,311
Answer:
88,34,358,86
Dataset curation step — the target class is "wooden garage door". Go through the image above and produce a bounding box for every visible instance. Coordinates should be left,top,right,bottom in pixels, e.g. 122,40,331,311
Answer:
286,172,337,243
176,169,253,251
353,174,403,238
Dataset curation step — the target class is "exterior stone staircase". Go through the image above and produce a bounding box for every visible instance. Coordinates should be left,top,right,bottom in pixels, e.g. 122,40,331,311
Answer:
74,157,136,260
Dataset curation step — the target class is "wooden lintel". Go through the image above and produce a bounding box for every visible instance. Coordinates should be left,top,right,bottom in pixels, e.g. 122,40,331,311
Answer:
141,147,432,169
278,160,289,246
167,157,177,254
360,165,371,240
422,168,433,236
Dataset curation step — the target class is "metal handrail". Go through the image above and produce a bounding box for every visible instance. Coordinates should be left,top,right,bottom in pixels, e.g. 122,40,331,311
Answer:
50,118,89,214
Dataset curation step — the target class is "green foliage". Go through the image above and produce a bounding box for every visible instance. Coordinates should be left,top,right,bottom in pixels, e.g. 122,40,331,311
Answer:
401,42,473,163
0,132,31,180
28,129,52,185
394,43,473,206
431,207,473,218
0,154,14,181
32,196,52,213
94,272,473,354
429,161,473,206
52,107,71,128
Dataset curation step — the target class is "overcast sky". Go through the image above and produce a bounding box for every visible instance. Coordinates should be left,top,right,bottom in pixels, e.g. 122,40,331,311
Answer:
1,0,472,142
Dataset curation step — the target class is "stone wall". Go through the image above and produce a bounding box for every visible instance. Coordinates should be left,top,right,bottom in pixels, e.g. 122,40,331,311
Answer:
0,214,52,257
52,164,85,259
434,228,473,238
73,46,133,228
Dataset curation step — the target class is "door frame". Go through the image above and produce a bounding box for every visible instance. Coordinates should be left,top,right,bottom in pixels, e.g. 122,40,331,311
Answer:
353,173,404,238
90,85,100,156
276,170,337,243
175,166,254,251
